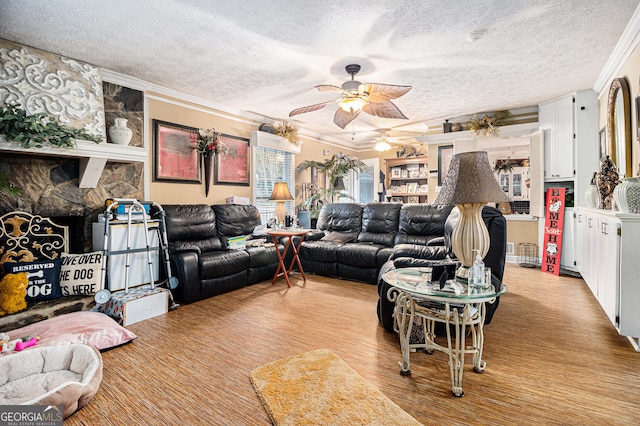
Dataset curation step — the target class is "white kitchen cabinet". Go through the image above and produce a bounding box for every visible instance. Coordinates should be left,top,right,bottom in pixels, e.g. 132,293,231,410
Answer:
538,90,598,207
539,94,574,180
575,207,640,350
498,167,530,201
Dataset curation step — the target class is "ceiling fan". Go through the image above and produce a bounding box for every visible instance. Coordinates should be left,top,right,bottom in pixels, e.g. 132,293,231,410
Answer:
289,64,412,129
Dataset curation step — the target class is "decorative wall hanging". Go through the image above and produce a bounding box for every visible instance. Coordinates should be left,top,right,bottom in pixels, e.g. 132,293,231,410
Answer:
215,134,250,186
152,120,201,184
0,39,105,138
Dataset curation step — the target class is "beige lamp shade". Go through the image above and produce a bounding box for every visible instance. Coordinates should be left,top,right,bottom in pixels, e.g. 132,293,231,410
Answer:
269,182,293,224
433,151,511,279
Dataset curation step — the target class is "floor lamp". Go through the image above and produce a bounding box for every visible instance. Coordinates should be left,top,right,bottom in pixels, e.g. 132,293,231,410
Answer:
269,181,293,225
433,151,510,280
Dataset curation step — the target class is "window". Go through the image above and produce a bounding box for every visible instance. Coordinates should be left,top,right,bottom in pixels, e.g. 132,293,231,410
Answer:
253,146,295,224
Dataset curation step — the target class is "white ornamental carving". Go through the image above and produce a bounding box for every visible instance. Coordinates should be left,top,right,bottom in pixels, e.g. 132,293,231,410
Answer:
0,43,106,139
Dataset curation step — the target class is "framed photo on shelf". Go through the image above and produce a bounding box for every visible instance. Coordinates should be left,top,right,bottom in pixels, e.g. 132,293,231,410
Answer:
407,196,419,203
391,168,401,178
407,182,418,193
215,134,250,186
438,145,454,186
599,127,607,160
399,184,408,193
419,184,429,193
401,169,409,178
153,120,201,183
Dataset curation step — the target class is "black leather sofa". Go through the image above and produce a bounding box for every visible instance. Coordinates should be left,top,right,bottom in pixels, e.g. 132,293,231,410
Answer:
159,202,507,329
299,203,455,284
161,204,284,304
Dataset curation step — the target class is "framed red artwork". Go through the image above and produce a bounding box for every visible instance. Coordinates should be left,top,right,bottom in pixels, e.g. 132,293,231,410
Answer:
153,120,201,183
215,134,250,186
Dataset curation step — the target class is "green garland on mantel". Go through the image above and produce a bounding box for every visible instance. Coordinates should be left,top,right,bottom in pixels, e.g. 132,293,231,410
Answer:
0,104,103,149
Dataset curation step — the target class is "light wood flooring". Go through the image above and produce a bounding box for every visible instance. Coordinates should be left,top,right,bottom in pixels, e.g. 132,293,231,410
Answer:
66,264,640,425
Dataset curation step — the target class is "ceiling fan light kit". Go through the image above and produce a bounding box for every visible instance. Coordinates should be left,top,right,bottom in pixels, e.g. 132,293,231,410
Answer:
374,140,392,152
339,97,368,113
289,63,412,129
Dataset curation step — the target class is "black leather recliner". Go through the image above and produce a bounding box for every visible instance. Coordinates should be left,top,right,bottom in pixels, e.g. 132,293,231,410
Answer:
376,206,507,332
161,204,283,304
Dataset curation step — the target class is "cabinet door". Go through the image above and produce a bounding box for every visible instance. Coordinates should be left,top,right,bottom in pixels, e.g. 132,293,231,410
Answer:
597,217,620,327
584,213,599,296
540,96,575,180
499,173,510,196
560,208,577,272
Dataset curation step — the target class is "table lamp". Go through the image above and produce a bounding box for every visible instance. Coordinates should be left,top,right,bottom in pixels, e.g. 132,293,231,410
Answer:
433,151,510,280
269,181,293,224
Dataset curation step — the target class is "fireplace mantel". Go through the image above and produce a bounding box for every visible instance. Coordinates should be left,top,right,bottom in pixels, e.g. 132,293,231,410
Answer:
0,138,147,188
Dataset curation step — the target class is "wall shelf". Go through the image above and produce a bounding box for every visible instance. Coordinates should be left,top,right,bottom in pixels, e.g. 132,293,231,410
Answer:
0,138,147,188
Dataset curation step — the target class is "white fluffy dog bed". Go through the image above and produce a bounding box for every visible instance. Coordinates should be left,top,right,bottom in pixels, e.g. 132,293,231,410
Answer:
0,343,103,418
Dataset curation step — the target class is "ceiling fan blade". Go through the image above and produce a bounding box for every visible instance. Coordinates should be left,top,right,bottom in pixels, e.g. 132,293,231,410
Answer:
289,99,337,117
315,84,348,94
334,108,359,129
363,101,408,120
365,83,412,102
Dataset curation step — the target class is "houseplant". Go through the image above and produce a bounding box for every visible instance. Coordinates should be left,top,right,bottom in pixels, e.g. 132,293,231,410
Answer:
0,104,102,148
297,152,367,219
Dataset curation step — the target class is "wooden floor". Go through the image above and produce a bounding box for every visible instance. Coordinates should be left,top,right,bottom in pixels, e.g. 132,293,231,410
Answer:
66,264,640,425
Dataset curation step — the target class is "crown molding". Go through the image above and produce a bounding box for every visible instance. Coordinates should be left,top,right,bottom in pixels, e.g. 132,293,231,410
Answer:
593,4,640,96
101,68,350,149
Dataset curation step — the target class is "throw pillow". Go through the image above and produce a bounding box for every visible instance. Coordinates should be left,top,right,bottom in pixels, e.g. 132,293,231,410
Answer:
320,231,358,244
5,311,137,351
59,252,104,296
4,260,62,302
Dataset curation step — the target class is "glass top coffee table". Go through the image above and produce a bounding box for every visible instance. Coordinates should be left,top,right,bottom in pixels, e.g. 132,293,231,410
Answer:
383,267,507,397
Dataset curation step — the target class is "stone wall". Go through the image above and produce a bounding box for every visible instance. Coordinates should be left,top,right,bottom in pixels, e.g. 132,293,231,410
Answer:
0,83,145,252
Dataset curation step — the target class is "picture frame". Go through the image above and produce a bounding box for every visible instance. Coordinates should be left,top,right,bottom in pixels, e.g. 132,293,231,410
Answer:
401,169,409,178
407,182,418,193
153,120,201,183
391,167,401,178
215,134,250,186
438,145,454,186
407,196,419,203
636,96,640,147
599,127,607,161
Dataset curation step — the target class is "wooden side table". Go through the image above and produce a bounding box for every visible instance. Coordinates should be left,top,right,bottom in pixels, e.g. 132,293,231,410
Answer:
266,229,309,287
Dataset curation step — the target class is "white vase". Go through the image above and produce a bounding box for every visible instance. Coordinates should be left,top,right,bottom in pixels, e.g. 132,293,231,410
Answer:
614,177,640,213
585,185,598,208
109,118,133,145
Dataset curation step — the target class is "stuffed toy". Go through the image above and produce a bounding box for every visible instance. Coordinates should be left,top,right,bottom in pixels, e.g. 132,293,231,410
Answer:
0,272,28,316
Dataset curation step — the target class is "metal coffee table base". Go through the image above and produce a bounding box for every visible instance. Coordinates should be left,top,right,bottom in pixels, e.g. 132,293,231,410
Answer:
389,289,488,397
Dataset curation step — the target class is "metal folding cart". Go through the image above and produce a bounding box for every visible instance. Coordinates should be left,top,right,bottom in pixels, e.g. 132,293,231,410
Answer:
94,199,179,310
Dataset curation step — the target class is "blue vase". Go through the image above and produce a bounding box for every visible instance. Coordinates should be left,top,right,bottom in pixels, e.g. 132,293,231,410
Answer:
297,211,311,229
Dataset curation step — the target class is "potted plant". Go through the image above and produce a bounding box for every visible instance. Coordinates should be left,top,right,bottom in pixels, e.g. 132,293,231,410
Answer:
297,153,367,221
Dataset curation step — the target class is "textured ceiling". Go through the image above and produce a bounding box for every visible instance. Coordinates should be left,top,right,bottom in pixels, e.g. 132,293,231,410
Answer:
0,0,638,149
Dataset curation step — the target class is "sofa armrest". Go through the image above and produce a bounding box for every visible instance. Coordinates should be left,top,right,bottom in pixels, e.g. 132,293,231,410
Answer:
169,251,202,304
304,229,325,241
390,243,449,261
169,241,202,256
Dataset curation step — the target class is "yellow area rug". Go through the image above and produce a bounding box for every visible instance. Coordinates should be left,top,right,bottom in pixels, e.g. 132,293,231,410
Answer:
249,348,421,426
